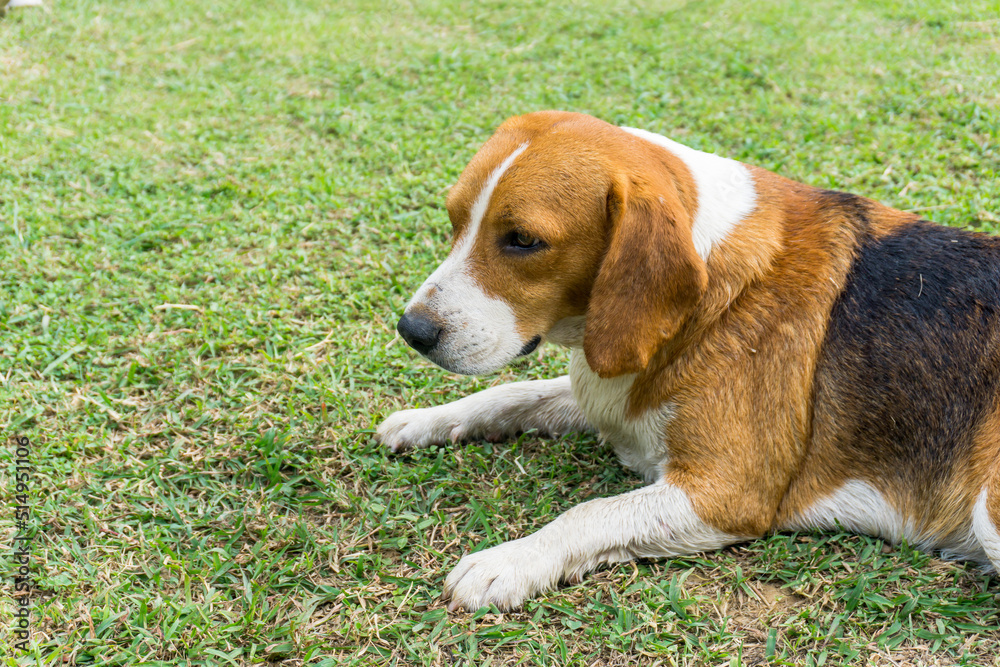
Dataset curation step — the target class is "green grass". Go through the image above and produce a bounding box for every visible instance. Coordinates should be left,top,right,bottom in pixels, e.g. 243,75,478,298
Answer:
1,0,999,664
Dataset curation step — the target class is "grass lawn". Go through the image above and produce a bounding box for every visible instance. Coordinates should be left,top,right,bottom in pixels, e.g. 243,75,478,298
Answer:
2,0,1000,664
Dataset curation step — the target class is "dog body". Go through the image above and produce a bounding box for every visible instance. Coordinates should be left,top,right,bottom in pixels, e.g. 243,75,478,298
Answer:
376,111,1000,611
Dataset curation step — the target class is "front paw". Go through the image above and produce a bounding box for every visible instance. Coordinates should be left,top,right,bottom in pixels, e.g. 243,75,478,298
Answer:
375,406,465,453
442,537,560,612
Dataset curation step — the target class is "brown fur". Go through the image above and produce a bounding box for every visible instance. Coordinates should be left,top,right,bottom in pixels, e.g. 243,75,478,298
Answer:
585,160,706,377
922,397,1000,542
444,110,1000,545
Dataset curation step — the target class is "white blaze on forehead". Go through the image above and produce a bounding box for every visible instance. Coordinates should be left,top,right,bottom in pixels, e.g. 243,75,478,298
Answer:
404,141,531,375
411,140,530,305
460,140,531,250
620,127,757,260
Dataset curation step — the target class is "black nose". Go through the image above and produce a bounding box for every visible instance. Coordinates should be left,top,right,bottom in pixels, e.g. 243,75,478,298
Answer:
397,310,442,355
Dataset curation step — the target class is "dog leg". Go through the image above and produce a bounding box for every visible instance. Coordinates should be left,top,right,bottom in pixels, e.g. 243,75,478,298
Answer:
375,376,590,452
973,472,1000,572
441,482,741,611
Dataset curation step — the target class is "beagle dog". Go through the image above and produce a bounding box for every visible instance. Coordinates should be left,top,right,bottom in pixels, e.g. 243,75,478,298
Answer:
375,111,1000,612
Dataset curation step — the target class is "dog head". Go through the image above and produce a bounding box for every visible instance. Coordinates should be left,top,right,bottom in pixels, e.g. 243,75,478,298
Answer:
396,111,717,378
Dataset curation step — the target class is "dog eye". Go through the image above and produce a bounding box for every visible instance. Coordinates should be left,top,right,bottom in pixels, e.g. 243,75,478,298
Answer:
509,231,541,250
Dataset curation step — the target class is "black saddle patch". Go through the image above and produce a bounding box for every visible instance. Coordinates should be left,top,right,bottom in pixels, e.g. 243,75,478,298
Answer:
814,220,1000,488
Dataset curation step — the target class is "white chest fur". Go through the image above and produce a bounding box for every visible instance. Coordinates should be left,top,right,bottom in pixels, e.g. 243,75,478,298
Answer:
569,349,673,482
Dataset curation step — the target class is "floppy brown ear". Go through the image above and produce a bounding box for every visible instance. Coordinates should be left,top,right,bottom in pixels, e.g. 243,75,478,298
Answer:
584,176,708,378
